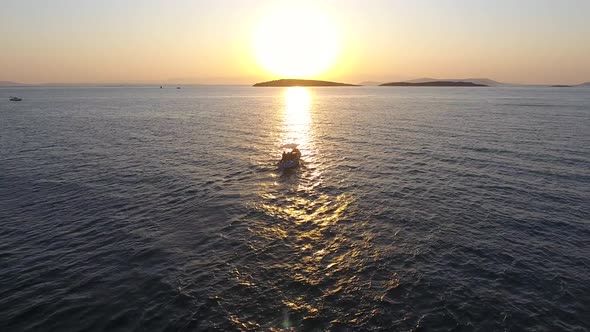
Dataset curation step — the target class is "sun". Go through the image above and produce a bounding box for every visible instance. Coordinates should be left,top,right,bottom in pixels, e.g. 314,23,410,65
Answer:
252,5,341,78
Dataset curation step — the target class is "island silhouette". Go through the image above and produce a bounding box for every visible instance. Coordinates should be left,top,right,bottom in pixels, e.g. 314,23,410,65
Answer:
253,79,358,87
380,81,487,87
253,79,488,87
404,78,503,86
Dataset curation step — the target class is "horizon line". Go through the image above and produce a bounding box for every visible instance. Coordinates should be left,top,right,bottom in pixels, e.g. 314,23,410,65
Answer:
2,77,589,87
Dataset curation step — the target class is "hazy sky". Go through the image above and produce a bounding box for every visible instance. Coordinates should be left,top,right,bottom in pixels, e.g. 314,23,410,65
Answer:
2,0,589,84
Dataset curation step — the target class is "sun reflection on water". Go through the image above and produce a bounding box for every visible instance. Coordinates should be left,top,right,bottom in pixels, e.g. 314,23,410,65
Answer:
282,87,312,149
229,87,391,329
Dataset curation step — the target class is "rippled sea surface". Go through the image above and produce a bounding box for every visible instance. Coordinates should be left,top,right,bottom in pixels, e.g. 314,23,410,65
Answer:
1,86,589,331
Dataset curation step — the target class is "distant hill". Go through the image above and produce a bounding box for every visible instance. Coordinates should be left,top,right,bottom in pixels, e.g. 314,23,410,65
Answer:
381,81,487,87
406,78,506,86
253,79,358,87
40,82,161,87
358,81,383,86
0,81,29,86
577,82,590,87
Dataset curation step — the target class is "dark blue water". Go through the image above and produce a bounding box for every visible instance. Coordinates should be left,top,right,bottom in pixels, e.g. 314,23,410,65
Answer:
1,86,589,331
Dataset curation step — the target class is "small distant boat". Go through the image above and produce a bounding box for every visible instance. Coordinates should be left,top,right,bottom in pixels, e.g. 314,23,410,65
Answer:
176,86,181,89
9,96,22,101
160,86,163,89
278,147,301,169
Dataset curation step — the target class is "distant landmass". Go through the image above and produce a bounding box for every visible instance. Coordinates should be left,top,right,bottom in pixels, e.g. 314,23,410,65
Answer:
406,78,505,86
551,85,571,87
578,82,590,87
0,81,29,87
253,79,358,87
358,81,383,86
380,81,487,87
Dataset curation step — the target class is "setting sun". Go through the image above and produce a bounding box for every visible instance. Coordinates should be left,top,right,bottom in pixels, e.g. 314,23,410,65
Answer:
252,5,341,78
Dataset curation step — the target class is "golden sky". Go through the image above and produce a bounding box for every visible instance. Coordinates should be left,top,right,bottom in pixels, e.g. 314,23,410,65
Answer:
1,0,589,84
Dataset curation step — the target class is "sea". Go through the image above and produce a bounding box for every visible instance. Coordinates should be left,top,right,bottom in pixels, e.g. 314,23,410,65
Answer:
1,86,589,331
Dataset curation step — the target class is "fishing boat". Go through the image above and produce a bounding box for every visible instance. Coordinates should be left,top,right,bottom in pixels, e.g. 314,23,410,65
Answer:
9,96,22,101
278,144,301,169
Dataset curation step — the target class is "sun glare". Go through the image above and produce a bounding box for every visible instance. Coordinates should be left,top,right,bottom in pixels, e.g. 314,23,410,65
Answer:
253,6,341,78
